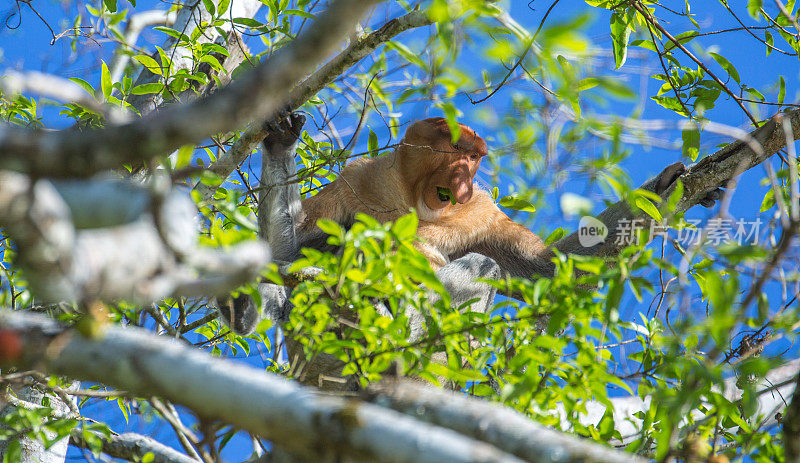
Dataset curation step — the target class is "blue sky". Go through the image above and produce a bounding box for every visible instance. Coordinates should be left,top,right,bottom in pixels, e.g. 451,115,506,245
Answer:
2,0,799,460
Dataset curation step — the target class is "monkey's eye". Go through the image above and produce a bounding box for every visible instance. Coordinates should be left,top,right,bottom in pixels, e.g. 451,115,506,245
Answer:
470,152,480,160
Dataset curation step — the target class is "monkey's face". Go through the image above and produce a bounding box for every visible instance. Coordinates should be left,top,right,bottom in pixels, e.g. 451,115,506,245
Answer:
400,117,487,212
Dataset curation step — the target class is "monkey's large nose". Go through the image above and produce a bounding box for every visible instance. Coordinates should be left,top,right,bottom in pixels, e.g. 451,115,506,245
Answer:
452,183,472,204
450,168,473,204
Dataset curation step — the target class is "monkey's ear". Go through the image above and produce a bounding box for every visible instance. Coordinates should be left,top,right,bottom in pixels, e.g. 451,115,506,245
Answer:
216,294,260,335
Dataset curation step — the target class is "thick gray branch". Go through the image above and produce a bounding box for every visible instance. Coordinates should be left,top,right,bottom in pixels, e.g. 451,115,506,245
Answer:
555,109,800,257
0,172,268,303
70,431,200,463
195,9,433,200
1,311,567,463
674,110,800,212
0,0,378,178
365,379,645,463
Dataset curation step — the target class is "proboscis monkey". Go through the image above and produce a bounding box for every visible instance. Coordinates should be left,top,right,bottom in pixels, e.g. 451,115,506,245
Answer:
218,113,720,388
262,115,716,275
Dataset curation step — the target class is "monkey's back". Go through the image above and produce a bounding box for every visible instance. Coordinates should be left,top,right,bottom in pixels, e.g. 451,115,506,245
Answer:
299,155,411,233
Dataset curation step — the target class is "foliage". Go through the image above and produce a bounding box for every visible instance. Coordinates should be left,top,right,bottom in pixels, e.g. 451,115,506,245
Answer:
1,0,799,461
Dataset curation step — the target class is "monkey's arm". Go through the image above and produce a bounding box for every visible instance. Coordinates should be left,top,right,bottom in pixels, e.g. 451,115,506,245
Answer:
460,217,557,280
461,162,721,282
217,113,307,335
258,113,307,262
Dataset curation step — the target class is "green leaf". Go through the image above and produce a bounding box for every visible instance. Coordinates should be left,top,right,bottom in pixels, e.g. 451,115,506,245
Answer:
609,12,631,69
664,31,698,53
386,42,427,69
576,77,600,92
202,0,215,16
744,86,765,101
100,61,111,99
201,42,231,57
425,363,486,382
544,227,568,245
218,0,231,15
317,219,344,240
103,0,117,13
2,440,21,463
748,0,764,18
765,30,774,56
174,144,194,169
200,54,223,71
681,122,700,161
69,77,96,97
708,52,741,84
629,39,658,52
596,76,635,99
556,55,573,76
392,212,418,238
154,26,191,43
760,189,775,212
441,102,461,143
778,75,786,104
651,95,688,117
130,83,165,95
634,196,663,222
498,195,536,212
437,187,457,205
367,128,378,156
232,17,264,28
133,54,162,76
667,179,684,211
283,8,316,19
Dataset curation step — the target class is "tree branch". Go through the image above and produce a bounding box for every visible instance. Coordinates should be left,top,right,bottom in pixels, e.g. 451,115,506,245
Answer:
364,379,645,463
0,0,379,178
674,110,800,212
0,311,641,463
0,172,268,303
70,431,201,463
194,9,433,200
554,109,800,258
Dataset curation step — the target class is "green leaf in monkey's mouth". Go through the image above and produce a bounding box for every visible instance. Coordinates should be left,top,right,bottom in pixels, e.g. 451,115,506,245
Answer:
437,186,457,205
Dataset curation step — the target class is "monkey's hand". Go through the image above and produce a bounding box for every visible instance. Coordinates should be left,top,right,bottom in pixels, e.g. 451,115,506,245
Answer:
651,161,724,208
263,110,306,150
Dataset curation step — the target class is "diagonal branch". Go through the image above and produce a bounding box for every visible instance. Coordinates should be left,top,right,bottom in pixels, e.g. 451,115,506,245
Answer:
553,109,800,259
365,379,645,463
0,171,268,303
0,0,379,179
70,431,201,463
194,9,433,200
0,311,639,463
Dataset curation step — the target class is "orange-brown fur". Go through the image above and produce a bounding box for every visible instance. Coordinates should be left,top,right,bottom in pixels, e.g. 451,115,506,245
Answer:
297,117,553,277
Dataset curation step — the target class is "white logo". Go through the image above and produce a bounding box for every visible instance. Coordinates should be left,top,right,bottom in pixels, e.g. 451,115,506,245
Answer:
578,216,607,248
